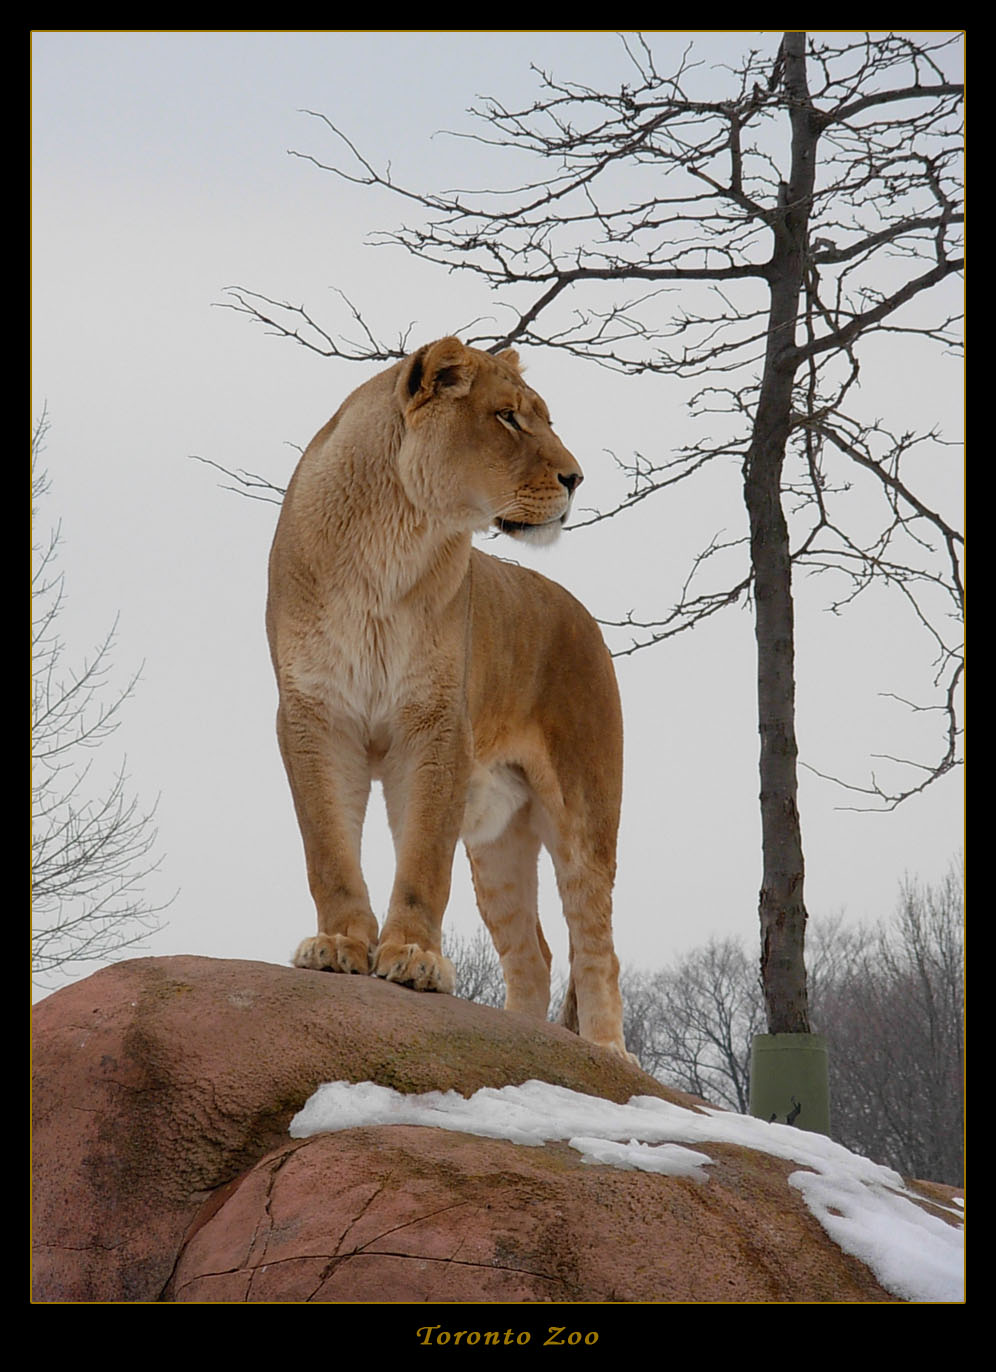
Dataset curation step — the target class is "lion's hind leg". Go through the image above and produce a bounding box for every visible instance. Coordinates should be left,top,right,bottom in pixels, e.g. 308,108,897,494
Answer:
465,802,551,1020
543,823,637,1065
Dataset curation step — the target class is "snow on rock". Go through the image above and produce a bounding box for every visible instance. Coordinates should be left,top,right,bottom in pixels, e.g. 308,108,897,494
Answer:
291,1078,965,1303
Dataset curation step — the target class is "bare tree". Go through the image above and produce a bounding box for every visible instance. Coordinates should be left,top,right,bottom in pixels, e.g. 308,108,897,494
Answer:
819,861,964,1185
32,415,169,985
621,941,766,1112
443,927,507,1010
619,870,962,1184
220,31,963,1033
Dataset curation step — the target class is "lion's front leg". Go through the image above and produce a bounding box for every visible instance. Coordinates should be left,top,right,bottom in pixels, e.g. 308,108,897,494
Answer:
372,722,470,994
276,694,380,975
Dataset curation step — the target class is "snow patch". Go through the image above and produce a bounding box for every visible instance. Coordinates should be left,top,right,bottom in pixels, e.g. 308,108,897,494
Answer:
290,1078,964,1303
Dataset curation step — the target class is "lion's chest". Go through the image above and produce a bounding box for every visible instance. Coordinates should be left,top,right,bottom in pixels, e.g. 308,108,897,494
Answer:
300,598,459,741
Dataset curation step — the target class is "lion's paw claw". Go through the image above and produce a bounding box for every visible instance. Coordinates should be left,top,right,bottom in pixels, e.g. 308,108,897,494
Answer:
373,943,456,994
293,934,373,976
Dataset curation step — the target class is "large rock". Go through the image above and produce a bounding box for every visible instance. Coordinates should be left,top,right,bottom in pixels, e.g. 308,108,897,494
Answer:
31,956,953,1303
166,1126,898,1304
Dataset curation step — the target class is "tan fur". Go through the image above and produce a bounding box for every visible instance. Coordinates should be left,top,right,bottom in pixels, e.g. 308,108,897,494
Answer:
267,337,633,1059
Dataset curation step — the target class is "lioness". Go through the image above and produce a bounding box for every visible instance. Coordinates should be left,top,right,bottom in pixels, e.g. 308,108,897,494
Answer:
267,337,632,1059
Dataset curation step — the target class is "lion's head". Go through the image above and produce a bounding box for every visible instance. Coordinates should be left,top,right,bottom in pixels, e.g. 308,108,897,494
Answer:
394,337,583,545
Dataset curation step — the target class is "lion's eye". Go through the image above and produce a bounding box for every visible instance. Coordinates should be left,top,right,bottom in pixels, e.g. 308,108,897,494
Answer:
497,409,522,432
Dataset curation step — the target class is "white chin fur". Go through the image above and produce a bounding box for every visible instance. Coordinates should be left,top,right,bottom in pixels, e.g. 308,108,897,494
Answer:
503,519,563,547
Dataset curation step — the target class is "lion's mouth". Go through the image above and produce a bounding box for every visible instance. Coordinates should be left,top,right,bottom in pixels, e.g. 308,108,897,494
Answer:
494,514,567,546
495,513,568,535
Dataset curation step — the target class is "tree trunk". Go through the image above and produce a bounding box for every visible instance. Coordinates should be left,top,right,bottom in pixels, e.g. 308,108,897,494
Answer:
744,32,815,1034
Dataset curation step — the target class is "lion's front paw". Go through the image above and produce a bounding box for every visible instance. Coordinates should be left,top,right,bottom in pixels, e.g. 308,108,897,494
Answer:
373,942,456,994
293,933,373,976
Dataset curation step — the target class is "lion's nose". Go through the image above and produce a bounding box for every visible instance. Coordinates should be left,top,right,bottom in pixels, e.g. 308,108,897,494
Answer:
558,471,583,494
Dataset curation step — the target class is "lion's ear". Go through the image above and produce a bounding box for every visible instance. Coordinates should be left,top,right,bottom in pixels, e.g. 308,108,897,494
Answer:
495,347,522,373
399,337,475,412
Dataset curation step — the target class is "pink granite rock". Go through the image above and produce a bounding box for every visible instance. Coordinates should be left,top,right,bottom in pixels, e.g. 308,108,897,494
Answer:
31,955,958,1303
167,1126,901,1303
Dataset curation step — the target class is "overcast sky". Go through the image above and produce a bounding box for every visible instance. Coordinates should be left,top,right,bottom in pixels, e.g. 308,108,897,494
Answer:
31,31,964,993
